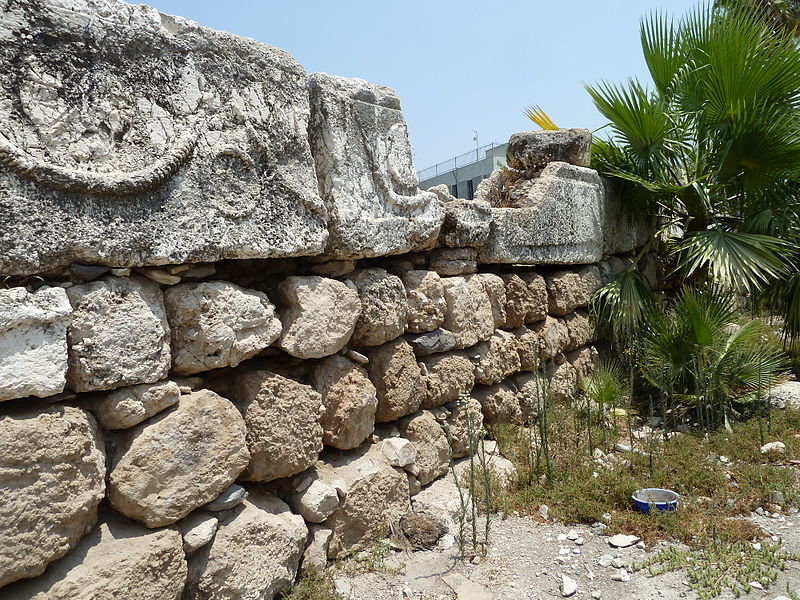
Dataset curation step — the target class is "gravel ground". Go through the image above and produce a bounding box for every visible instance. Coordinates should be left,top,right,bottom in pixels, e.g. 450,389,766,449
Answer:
334,512,800,600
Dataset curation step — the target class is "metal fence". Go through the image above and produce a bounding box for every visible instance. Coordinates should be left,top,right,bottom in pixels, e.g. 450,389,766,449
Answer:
417,143,503,182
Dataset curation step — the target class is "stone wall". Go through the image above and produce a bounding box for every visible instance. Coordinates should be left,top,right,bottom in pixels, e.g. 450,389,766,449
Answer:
0,1,654,598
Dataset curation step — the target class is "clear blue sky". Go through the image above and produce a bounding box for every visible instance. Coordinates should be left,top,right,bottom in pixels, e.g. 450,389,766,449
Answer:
145,0,699,171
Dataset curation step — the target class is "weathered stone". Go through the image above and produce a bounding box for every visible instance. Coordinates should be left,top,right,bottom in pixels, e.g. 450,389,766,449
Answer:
221,370,323,481
309,260,356,278
501,272,547,328
381,437,417,468
3,513,186,600
471,329,522,385
473,384,522,425
767,381,800,410
92,380,180,429
405,329,457,356
203,483,248,511
453,445,517,490
277,276,361,359
186,492,307,600
475,273,507,328
138,267,181,286
603,179,654,255
69,264,109,282
302,525,332,569
567,346,599,381
347,268,408,346
108,390,249,527
548,361,579,402
0,286,71,402
164,281,281,375
506,129,592,173
289,479,340,523
366,339,426,422
66,276,170,392
412,477,473,535
511,327,541,372
512,372,547,421
545,266,602,316
179,512,219,555
401,270,446,333
429,186,492,248
308,73,443,259
477,163,605,265
533,316,570,360
429,247,477,276
310,355,377,450
441,275,495,349
317,444,411,558
420,351,475,409
445,397,484,458
399,411,449,486
0,0,327,277
0,406,105,588
564,310,594,351
598,256,626,284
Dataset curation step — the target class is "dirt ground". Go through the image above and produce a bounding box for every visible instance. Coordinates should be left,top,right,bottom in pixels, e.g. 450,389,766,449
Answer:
333,512,800,600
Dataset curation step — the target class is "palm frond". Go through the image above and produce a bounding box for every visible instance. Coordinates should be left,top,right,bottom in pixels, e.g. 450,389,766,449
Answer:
590,268,655,342
523,106,559,130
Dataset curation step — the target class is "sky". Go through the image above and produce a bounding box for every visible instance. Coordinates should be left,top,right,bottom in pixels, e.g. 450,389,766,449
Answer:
145,0,700,172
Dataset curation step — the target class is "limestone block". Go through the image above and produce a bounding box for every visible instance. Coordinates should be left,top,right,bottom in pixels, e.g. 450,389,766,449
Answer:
453,448,517,490
289,479,340,524
399,411,449,486
366,339,426,422
444,397,484,458
440,275,495,349
401,270,446,333
186,492,307,600
506,129,592,173
545,266,602,316
308,73,443,259
92,380,180,429
347,268,408,346
108,390,250,527
602,179,654,255
511,327,541,372
223,370,324,481
382,437,417,468
567,346,599,381
0,286,71,402
548,361,579,402
203,483,248,511
501,272,547,328
178,512,219,555
309,355,377,450
164,281,282,375
429,247,477,276
65,276,170,392
477,163,605,265
512,372,547,421
564,310,594,351
412,477,472,534
2,513,186,600
0,0,327,276
475,273,507,328
316,444,411,558
0,406,105,588
277,276,361,359
473,384,523,425
429,185,492,248
420,351,475,409
533,316,570,360
303,525,333,569
767,381,800,410
470,329,522,385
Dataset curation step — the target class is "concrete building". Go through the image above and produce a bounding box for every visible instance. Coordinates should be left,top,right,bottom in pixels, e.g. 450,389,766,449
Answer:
417,142,507,199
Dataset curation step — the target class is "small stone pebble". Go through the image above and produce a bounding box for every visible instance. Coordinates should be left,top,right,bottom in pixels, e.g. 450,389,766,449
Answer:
611,569,631,582
561,574,577,597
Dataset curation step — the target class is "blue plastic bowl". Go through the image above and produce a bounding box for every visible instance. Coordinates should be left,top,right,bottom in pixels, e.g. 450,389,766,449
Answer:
632,488,680,514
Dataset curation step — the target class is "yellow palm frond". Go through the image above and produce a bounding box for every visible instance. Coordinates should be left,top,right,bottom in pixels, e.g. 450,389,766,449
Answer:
523,105,560,130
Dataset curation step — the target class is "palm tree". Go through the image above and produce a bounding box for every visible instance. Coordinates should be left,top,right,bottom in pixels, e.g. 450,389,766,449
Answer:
587,3,800,342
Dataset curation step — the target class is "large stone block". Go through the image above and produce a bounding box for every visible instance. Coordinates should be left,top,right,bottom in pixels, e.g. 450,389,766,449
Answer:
65,276,170,393
545,266,602,316
277,276,361,359
506,129,592,174
401,270,446,334
108,390,250,527
420,351,475,409
347,268,408,347
473,384,522,425
501,272,547,328
222,370,324,481
3,513,187,600
470,329,522,385
399,411,450,486
185,492,307,600
440,275,495,350
0,0,327,276
0,406,105,588
164,281,282,375
366,339,426,423
477,162,605,265
0,286,71,402
92,380,181,430
602,178,654,255
429,185,492,248
308,73,443,259
310,355,377,450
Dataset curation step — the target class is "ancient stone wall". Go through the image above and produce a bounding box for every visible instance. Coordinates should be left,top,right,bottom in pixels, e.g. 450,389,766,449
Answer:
0,1,655,598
